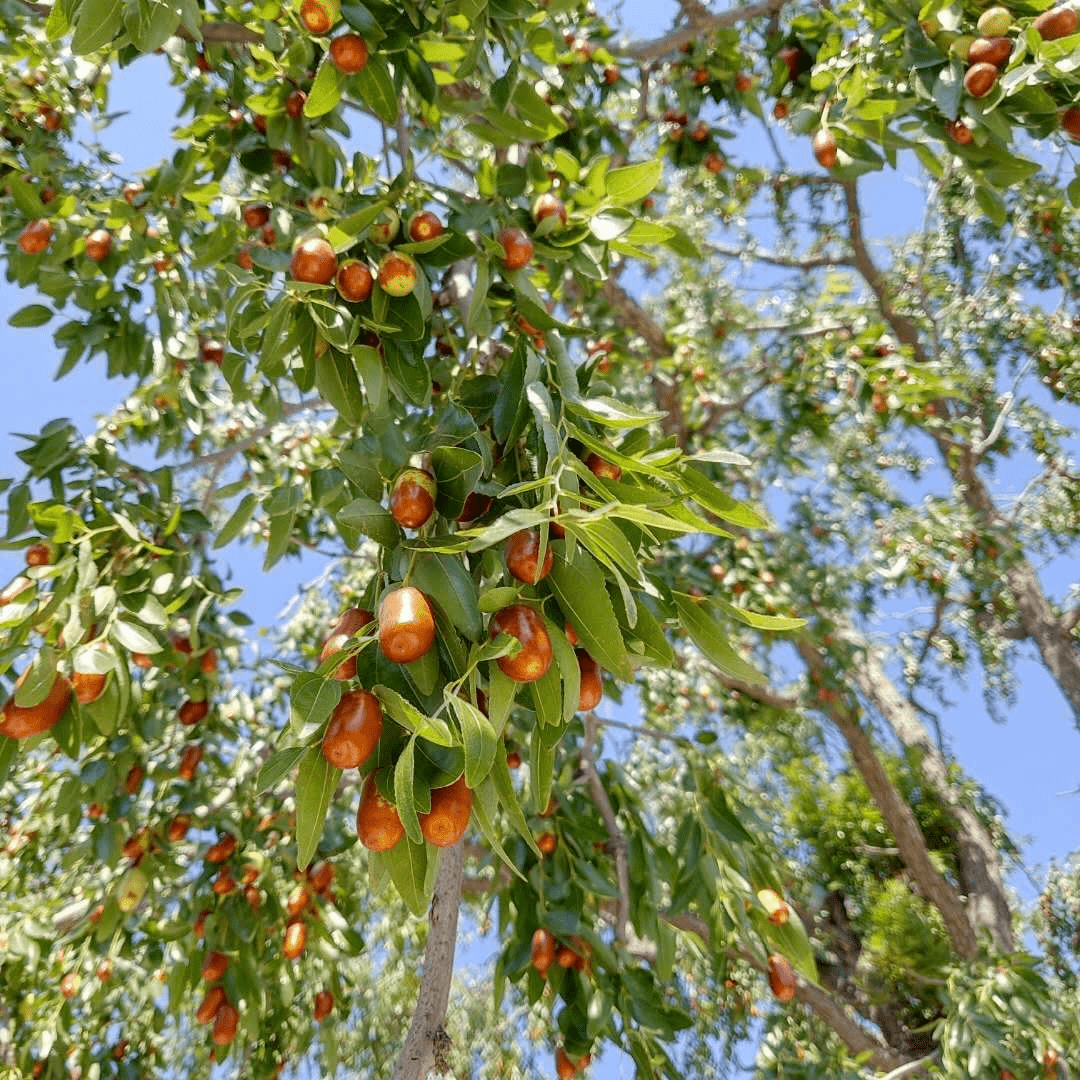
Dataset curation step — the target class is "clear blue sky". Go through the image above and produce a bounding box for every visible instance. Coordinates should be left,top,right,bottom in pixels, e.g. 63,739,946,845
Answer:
2,2,1078,1077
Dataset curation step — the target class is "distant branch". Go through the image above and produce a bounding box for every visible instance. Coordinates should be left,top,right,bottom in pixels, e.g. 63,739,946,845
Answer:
621,0,788,61
20,3,263,44
707,242,851,271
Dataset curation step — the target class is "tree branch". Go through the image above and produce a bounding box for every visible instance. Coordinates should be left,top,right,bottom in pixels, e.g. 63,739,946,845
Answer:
620,0,789,61
391,842,464,1080
20,2,263,45
707,242,852,271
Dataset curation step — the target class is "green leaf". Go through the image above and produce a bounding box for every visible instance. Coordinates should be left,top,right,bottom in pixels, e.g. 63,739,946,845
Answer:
213,493,258,549
112,619,161,655
125,0,181,51
473,776,526,880
71,0,125,53
394,737,424,844
762,912,818,984
530,722,555,814
490,750,542,857
7,305,54,329
547,545,632,681
605,159,663,205
679,465,770,528
305,60,344,118
355,55,398,123
429,446,484,521
542,615,580,725
675,594,766,686
0,737,18,784
336,496,401,549
380,835,429,916
715,598,805,632
568,396,666,429
315,350,366,426
411,554,483,642
529,663,562,729
448,694,498,788
257,745,308,792
295,748,337,870
374,685,455,746
289,673,343,735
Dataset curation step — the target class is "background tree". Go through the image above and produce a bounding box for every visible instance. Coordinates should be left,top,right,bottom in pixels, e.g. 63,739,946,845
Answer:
1,0,1078,1078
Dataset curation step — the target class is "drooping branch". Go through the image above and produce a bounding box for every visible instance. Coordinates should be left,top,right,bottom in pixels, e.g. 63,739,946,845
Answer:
19,2,263,45
391,841,465,1080
620,0,789,62
707,242,852,271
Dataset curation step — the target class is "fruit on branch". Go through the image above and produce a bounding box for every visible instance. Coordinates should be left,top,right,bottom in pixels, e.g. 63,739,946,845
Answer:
283,919,308,959
179,699,209,726
356,771,405,851
964,62,998,97
290,237,337,284
811,128,837,168
329,33,368,73
60,973,80,998
0,575,32,604
377,251,419,297
0,671,72,739
211,1002,238,1047
200,339,224,364
389,468,436,529
490,604,552,683
71,669,107,705
85,229,112,262
336,259,373,302
585,452,621,481
319,607,373,680
367,208,399,245
576,650,602,711
946,119,974,145
407,210,444,242
532,192,567,227
196,986,226,1024
321,689,382,769
505,529,553,584
1033,5,1077,39
17,219,53,254
378,587,436,663
735,71,753,92
537,831,558,854
201,951,227,981
285,90,308,119
167,815,190,841
767,953,796,1002
124,763,144,794
977,6,1011,36
419,774,473,847
116,866,147,912
25,542,52,565
206,834,236,863
772,101,789,120
314,990,334,1021
555,1048,590,1078
243,204,270,228
456,490,492,523
499,226,534,270
967,37,1012,67
299,0,340,35
531,928,555,976
1062,106,1080,138
705,152,725,173
177,744,203,781
777,44,810,81
287,886,311,917
758,888,790,924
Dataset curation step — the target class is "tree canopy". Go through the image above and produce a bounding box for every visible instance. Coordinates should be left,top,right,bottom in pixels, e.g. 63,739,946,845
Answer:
1,0,1079,1077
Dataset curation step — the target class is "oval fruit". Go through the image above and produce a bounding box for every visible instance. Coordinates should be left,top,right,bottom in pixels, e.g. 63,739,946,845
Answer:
977,6,1011,36
532,192,567,226
967,36,1012,67
811,128,837,168
556,1048,576,1080
505,529,553,584
768,953,796,1002
290,237,337,284
211,1002,238,1046
205,834,236,863
531,927,555,976
389,468,436,529
489,604,552,683
167,814,190,842
319,606,373,680
537,831,557,854
356,771,405,851
196,985,226,1024
179,699,209,726
498,226,534,270
201,951,227,981
946,119,973,145
321,688,382,769
178,744,203,780
407,210,444,242
1033,5,1078,40
72,669,107,705
314,989,334,1021
576,651,602,711
0,671,72,739
336,259,373,303
85,228,112,262
308,861,334,894
1063,106,1080,139
211,869,236,895
283,919,307,959
585,452,621,481
17,219,53,254
964,62,998,98
378,586,436,664
376,251,419,297
367,208,399,245
329,33,367,73
456,490,492,523
243,204,269,228
286,885,311,917
419,774,473,847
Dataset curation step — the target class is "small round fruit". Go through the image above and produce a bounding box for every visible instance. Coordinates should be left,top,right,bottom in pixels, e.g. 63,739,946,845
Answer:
0,671,72,740
336,259,373,302
17,219,53,254
977,6,1011,36
505,529,553,584
407,210,444,242
811,128,837,168
946,119,973,145
537,831,558,854
314,990,334,1021
378,587,436,663
61,972,80,999
576,651,602,711
367,207,399,245
506,749,521,769
202,951,227,982
456,490,492,523
212,869,236,895
968,36,1012,67
322,689,382,769
212,1002,238,1047
768,953,796,1002
531,928,555,976
179,699,209,726
319,607,374,680
25,542,52,566
196,985,226,1024
85,229,112,262
556,1049,576,1080
585,452,622,481
243,204,270,228
1033,6,1077,40
532,192,567,227
168,814,191,841
499,227,534,270
489,604,553,683
705,152,725,173
377,251,419,297
200,339,224,364
1063,106,1080,139
419,774,473,847
389,468,437,529
206,833,236,863
283,919,308,959
285,90,308,119
964,62,998,98
290,237,337,284
178,744,203,780
72,670,107,705
772,100,789,120
357,771,406,851
735,72,753,92
329,33,368,73
299,0,340,34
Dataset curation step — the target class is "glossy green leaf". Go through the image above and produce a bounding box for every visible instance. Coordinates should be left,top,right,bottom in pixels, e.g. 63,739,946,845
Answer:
394,737,424,845
295,748,337,870
674,594,766,686
411,553,483,642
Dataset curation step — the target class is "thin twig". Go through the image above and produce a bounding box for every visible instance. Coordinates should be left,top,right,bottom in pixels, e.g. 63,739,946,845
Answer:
620,0,788,61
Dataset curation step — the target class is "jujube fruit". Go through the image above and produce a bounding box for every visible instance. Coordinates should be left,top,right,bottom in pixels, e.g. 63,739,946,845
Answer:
378,586,436,663
299,0,340,34
168,815,190,841
179,699,209,726
585,452,621,481
977,6,1011,36
72,669,107,705
314,990,334,1021
196,985,226,1024
946,119,973,145
290,237,337,284
17,219,53,254
489,604,552,683
85,229,112,262
811,128,837,168
283,919,307,959
1033,6,1077,40
25,542,51,566
768,953,796,1002
356,771,405,851
321,688,382,769
243,204,269,228
407,210,444,242
967,37,1012,67
285,90,307,119
0,671,72,740
212,1002,238,1046
537,831,558,854
964,62,998,98
377,251,419,297
308,861,334,893
505,529,553,584
205,834,236,863
389,468,436,529
532,192,567,226
329,33,368,73
419,774,473,847
531,928,555,976
498,226,534,270
201,951,227,981
336,259,373,302
1062,106,1080,139
178,744,203,780
318,607,373,680
576,651,602,711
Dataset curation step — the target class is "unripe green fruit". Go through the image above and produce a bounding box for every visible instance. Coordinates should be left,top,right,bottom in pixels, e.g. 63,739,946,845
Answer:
977,6,1011,37
949,34,975,58
117,866,148,912
377,251,418,297
307,187,340,221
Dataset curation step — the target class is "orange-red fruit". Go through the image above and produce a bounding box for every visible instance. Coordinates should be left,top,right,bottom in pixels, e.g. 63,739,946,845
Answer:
946,119,973,145
531,927,555,976
17,219,53,255
212,870,236,895
26,542,52,566
812,129,837,168
556,1048,577,1080
555,944,579,968
532,192,567,226
179,699,209,726
586,452,621,481
322,689,383,769
505,529,553,584
283,919,307,959
72,670,107,705
456,490,492,523
314,989,334,1021
285,90,308,119
1,671,72,739
196,985,226,1024
1062,106,1080,139
506,749,521,769
206,833,236,863
498,227,534,270
735,72,753,92
299,0,337,33
329,33,368,73
968,36,1012,67
290,237,337,284
377,251,419,297
378,586,436,664
178,744,204,781
1033,6,1078,40
212,1002,238,1046
964,62,998,98
336,259,373,303
768,953,796,1002
537,831,558,855
705,152,725,174
287,885,311,917
168,815,191,842
389,468,437,529
193,909,211,938
85,229,112,262
308,861,334,894
61,972,80,998
319,607,374,680
200,339,224,364
419,774,473,847
564,622,579,647
124,763,144,795
356,771,405,851
202,951,228,982
407,210,444,242
243,204,270,228
489,604,553,683
576,651,602,711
